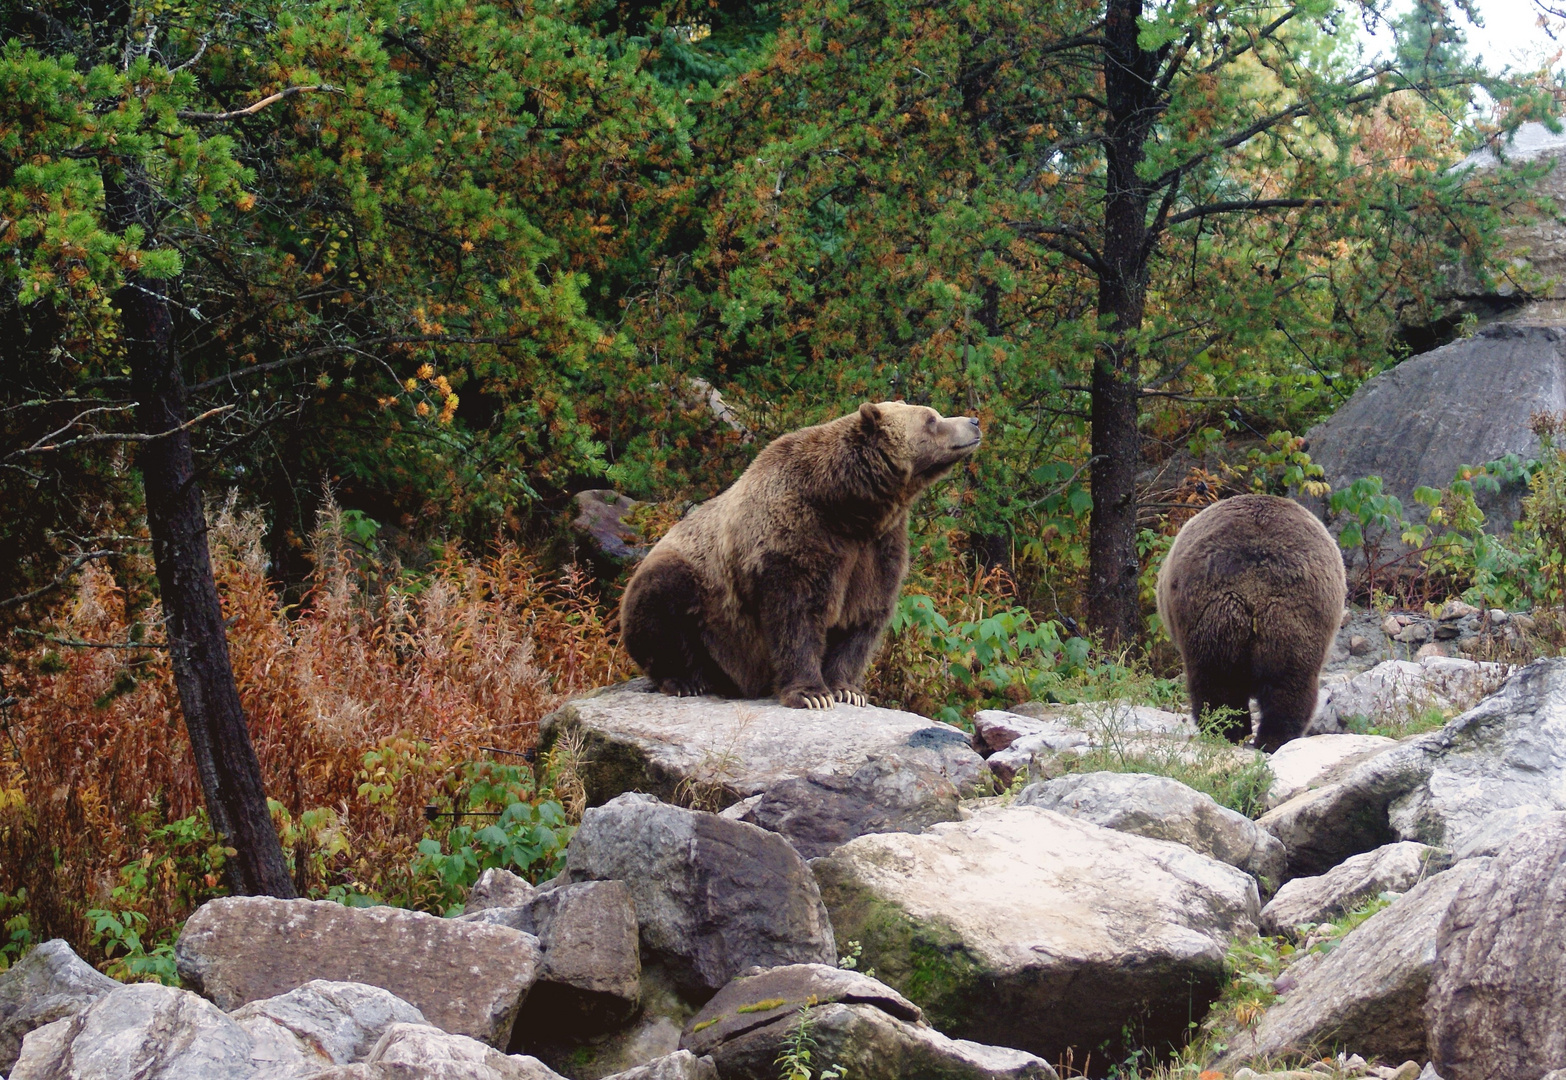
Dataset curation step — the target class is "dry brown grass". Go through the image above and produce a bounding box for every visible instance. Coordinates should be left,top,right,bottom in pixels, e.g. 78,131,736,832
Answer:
0,497,627,962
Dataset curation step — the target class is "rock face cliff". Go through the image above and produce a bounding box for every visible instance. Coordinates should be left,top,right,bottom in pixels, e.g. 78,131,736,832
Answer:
1302,324,1566,535
1300,122,1566,539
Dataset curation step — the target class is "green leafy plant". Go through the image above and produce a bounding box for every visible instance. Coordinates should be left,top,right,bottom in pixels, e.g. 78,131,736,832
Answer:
408,761,573,914
889,594,1090,724
83,909,180,985
0,889,34,972
775,1003,848,1080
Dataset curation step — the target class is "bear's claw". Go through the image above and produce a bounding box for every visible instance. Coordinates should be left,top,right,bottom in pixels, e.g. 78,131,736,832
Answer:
658,676,708,699
831,688,868,707
782,689,836,709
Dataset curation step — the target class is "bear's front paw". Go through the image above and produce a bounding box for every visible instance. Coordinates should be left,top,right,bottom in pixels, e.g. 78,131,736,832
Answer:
780,687,836,710
657,676,708,698
831,686,869,707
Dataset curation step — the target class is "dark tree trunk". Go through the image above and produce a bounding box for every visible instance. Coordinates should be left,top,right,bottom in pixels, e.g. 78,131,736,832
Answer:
111,174,295,898
1087,0,1162,646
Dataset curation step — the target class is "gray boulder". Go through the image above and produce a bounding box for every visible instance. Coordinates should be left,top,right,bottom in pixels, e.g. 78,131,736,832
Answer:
811,805,1258,1065
1311,659,1508,737
465,869,538,915
1386,658,1566,852
599,1051,717,1080
1255,745,1428,880
0,940,118,1074
514,880,641,1038
175,897,540,1048
1454,121,1566,308
570,491,647,566
565,794,835,996
1265,734,1399,809
732,755,967,859
1301,323,1566,537
1451,806,1566,860
10,982,258,1080
1257,658,1566,878
1260,841,1441,936
691,1002,1057,1080
680,964,921,1056
538,681,987,854
1427,816,1566,1080
1016,772,1287,886
1216,859,1493,1070
306,1022,565,1079
233,980,426,1077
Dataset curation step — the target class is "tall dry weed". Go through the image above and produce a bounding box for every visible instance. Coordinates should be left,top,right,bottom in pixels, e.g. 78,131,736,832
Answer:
0,496,627,965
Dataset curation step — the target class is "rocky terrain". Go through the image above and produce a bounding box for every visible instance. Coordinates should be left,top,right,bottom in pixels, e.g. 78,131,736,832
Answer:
4,655,1566,1080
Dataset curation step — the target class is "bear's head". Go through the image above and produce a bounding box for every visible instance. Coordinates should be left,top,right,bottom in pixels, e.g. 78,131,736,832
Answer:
858,401,981,489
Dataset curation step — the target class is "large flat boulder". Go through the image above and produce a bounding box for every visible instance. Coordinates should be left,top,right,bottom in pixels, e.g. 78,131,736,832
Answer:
565,794,835,996
1300,323,1566,537
0,940,119,1074
691,1002,1057,1080
175,897,541,1048
1215,859,1493,1070
1428,816,1566,1080
1260,842,1441,936
811,805,1258,1064
538,680,987,855
1016,772,1286,885
1266,735,1399,809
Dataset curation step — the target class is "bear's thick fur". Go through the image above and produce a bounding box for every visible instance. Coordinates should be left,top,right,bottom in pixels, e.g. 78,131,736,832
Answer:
1155,493,1346,751
621,401,981,709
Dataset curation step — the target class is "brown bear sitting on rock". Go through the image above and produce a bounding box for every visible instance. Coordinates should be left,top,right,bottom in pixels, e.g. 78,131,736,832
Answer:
621,401,981,709
1155,493,1346,752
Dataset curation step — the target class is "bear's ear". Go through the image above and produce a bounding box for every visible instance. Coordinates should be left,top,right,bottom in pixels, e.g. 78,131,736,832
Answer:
858,401,881,432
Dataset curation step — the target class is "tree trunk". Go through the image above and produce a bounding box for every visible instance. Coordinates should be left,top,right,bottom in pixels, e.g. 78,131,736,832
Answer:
1086,0,1160,647
112,177,296,898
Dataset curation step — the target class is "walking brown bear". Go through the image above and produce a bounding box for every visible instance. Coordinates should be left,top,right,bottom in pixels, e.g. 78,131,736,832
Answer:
620,401,981,709
1156,493,1346,752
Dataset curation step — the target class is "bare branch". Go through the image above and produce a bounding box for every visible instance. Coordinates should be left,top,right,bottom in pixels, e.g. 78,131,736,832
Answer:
5,404,236,461
178,84,342,123
1007,221,1107,275
11,628,166,650
189,334,523,393
1163,197,1335,228
0,550,118,611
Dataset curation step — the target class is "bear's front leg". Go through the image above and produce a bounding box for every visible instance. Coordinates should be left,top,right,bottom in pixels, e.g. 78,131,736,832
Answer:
759,587,835,710
822,622,883,707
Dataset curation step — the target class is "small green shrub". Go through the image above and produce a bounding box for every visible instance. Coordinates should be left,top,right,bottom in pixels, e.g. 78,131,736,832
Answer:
405,760,573,915
888,594,1090,725
0,889,34,972
83,908,180,985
